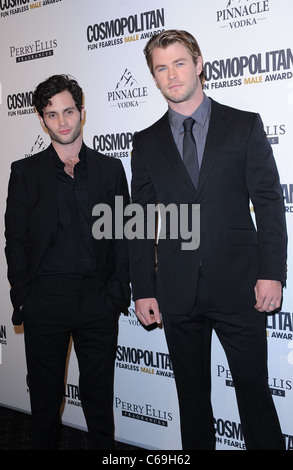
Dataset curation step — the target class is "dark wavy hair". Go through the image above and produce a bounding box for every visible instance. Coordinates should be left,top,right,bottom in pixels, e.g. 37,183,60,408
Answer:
32,74,83,117
144,29,205,87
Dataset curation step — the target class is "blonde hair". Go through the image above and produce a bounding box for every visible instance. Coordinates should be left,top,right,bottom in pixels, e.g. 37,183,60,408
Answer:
144,29,205,86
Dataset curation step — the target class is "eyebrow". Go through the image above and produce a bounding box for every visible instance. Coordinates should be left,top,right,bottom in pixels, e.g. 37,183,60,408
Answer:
154,57,188,71
44,106,76,115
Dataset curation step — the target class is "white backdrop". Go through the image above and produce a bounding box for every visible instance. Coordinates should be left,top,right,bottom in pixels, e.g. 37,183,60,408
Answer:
0,0,292,451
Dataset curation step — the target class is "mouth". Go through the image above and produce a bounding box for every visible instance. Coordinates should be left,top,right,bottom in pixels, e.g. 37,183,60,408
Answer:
168,83,183,91
59,129,71,135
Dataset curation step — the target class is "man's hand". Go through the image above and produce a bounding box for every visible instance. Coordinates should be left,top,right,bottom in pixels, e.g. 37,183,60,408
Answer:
254,280,282,312
135,298,161,326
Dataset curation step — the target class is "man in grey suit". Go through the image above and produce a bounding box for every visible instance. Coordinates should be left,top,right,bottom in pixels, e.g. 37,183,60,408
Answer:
129,30,287,450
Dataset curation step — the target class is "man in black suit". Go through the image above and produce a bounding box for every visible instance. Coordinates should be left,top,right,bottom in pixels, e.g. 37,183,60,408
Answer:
129,30,287,450
4,74,130,450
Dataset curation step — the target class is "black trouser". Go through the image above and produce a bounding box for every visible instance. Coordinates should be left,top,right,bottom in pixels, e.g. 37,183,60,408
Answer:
23,275,119,450
162,268,285,450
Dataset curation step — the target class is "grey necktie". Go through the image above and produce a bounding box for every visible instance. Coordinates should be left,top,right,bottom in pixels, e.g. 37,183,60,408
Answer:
183,117,199,189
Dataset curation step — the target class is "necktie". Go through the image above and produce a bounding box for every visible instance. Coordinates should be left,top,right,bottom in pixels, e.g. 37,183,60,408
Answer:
183,117,199,189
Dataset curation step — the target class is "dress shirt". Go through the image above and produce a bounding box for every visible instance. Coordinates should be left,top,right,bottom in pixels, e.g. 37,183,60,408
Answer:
168,93,211,168
38,143,97,278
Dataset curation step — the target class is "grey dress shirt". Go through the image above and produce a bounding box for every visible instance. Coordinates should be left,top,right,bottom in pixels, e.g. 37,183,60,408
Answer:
168,93,211,168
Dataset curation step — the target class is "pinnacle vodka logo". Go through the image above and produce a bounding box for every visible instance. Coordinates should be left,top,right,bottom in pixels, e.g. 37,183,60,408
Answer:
24,135,47,158
107,68,148,109
216,0,270,30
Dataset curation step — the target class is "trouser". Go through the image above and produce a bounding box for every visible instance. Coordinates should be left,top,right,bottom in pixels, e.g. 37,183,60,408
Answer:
162,268,285,450
23,275,119,450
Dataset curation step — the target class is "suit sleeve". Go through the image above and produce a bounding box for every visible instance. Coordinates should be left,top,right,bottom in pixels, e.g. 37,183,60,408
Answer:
4,161,31,322
246,113,287,285
129,133,158,301
109,160,131,309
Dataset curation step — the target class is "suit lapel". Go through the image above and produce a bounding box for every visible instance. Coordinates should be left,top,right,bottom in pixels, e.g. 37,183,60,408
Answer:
85,146,103,211
155,102,230,197
196,99,230,196
37,145,58,241
157,112,195,192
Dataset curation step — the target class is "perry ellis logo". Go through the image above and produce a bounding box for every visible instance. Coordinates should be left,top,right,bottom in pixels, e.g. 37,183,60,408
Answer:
217,363,292,397
114,397,173,427
10,38,57,63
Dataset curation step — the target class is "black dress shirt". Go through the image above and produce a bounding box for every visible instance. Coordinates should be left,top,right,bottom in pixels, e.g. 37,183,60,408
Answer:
39,143,97,278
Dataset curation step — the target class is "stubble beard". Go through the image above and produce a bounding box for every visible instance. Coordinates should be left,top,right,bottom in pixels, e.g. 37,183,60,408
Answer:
163,74,200,105
47,122,82,146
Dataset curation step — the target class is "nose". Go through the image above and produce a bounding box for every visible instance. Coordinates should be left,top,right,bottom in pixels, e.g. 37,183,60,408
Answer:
168,66,178,81
58,114,68,127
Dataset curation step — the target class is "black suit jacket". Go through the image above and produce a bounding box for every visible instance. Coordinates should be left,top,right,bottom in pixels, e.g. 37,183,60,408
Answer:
130,99,287,315
5,143,130,325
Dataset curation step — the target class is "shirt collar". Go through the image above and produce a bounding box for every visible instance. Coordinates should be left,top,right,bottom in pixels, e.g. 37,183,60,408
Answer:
51,141,86,168
168,93,211,132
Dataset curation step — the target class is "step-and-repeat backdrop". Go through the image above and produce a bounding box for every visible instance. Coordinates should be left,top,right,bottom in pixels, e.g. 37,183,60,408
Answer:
0,0,292,450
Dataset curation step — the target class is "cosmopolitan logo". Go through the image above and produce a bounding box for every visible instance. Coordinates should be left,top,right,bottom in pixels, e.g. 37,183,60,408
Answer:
205,48,293,81
267,311,293,339
114,397,173,428
10,38,57,63
64,383,82,407
284,434,293,451
116,345,174,378
7,90,35,117
204,48,293,90
0,0,29,17
214,417,245,450
0,325,7,345
217,363,292,397
216,0,270,29
87,8,165,50
0,324,6,366
93,132,133,158
282,184,293,214
0,0,62,18
0,0,29,9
